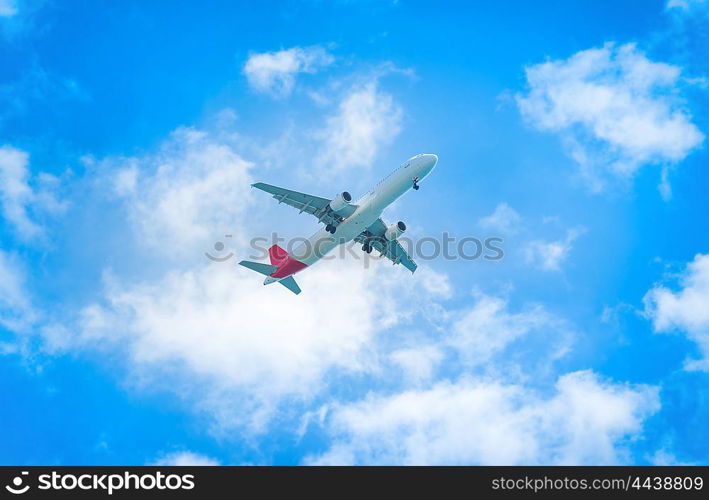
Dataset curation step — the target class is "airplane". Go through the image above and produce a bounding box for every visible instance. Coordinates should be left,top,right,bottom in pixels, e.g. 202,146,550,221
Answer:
239,153,438,294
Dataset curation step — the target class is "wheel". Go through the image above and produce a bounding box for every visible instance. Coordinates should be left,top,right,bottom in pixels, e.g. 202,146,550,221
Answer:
366,245,372,254
362,244,368,252
413,184,420,190
326,224,334,233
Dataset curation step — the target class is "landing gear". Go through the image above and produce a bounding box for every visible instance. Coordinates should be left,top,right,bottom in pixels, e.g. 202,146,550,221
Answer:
412,176,420,190
326,224,336,234
362,243,372,254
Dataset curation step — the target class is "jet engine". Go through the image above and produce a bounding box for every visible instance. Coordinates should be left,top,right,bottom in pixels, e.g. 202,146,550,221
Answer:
329,191,352,212
385,221,407,240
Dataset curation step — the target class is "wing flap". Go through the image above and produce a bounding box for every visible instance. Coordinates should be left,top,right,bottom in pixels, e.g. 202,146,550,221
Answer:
252,182,331,216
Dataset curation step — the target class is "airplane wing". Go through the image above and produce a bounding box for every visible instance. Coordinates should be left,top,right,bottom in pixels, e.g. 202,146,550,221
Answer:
252,182,357,227
355,218,418,273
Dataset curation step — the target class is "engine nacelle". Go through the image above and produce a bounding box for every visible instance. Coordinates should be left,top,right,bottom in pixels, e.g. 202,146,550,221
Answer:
385,221,407,241
329,191,352,212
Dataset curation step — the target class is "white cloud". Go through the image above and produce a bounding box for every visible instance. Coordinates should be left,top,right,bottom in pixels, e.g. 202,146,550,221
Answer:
70,259,452,433
108,128,254,259
78,262,381,429
666,0,708,10
113,160,138,196
390,345,444,384
315,82,402,174
525,228,583,271
643,253,709,371
153,451,220,466
243,46,334,97
516,43,704,192
478,203,521,234
0,0,17,17
659,166,673,201
415,265,452,299
0,145,64,240
648,447,694,465
0,250,36,332
450,294,571,368
307,370,659,465
370,265,451,329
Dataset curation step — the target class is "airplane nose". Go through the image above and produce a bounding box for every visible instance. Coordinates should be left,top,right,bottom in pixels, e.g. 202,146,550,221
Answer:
420,154,438,175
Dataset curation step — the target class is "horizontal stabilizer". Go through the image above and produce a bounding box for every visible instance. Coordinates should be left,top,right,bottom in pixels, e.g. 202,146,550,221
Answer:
238,260,277,276
278,276,301,295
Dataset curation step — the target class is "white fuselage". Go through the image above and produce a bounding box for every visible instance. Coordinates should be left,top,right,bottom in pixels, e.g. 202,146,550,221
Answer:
288,153,438,266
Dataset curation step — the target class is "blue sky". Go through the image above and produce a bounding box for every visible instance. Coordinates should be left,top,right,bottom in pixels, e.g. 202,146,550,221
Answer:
1,0,708,465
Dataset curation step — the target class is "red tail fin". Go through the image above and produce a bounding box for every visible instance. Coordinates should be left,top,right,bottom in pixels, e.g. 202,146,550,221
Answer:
268,244,289,266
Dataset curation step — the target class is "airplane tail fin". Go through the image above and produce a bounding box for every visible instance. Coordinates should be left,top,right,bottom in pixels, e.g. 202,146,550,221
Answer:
268,244,289,266
238,260,277,276
240,246,302,295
